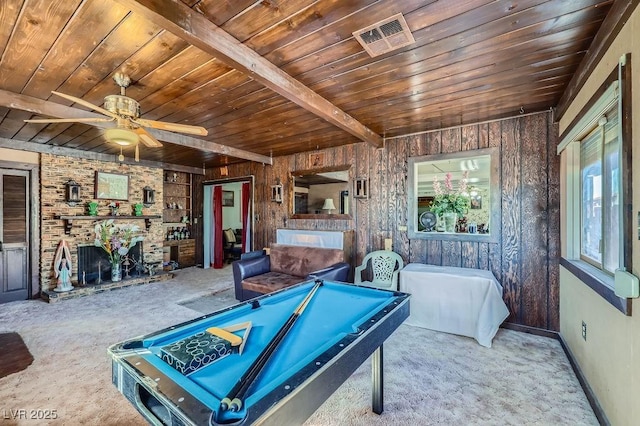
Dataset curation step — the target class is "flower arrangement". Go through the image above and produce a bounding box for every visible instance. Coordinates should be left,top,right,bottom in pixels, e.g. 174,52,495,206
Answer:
94,219,144,265
430,172,471,217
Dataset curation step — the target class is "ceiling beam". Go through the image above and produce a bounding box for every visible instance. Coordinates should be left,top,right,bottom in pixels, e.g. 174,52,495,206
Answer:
113,0,383,148
0,136,204,174
0,89,273,165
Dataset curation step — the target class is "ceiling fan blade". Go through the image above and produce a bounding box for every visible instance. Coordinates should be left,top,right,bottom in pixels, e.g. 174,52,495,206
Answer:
51,91,118,119
134,127,163,147
24,117,115,124
133,118,208,136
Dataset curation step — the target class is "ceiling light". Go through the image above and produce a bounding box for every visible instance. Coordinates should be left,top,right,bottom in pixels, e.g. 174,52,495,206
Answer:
105,128,139,146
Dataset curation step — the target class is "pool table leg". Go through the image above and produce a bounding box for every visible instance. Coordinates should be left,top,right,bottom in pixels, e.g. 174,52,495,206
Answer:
372,344,383,414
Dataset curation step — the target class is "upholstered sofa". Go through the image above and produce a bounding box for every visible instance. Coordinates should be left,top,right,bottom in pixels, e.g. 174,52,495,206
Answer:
232,243,351,301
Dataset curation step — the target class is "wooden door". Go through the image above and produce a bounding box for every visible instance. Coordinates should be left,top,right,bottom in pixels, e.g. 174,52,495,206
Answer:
0,170,29,303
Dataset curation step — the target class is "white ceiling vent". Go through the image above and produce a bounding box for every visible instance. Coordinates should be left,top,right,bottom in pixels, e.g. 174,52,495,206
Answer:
353,13,415,58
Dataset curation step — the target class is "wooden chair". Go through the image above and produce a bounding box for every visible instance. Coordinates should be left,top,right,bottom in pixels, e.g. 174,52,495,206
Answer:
354,250,404,291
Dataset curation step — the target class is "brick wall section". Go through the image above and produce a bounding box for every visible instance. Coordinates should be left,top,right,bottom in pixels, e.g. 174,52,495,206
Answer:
40,154,164,291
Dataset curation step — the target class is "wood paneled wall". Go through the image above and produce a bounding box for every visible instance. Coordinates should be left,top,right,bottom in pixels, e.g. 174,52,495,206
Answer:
203,112,560,330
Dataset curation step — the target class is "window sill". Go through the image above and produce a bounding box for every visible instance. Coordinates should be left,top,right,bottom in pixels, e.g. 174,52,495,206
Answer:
560,257,631,315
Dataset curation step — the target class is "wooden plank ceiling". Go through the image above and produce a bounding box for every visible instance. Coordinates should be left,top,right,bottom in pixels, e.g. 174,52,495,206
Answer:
0,0,612,168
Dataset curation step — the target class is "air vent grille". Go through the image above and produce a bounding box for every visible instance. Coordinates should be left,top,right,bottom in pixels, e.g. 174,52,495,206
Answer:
353,13,415,58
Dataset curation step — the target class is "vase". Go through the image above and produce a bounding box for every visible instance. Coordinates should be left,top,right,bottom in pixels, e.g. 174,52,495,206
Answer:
111,261,122,282
443,212,457,233
88,202,99,216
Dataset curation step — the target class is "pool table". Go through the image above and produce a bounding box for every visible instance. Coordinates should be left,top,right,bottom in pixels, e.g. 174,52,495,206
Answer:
109,279,410,425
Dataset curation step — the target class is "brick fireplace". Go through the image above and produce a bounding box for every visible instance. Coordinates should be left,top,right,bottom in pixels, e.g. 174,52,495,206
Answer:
40,154,165,294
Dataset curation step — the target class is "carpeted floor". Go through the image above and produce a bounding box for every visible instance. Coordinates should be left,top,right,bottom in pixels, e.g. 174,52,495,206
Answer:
0,266,597,425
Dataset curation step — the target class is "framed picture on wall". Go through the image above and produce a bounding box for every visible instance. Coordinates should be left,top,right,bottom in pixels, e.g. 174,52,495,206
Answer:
95,171,129,200
222,190,234,207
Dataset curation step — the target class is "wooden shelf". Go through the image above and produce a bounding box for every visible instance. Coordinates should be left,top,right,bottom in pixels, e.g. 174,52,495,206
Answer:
163,238,195,247
56,215,161,235
164,181,191,186
163,170,194,268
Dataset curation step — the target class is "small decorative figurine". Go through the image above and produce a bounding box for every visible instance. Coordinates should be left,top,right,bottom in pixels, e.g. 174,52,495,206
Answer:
53,240,74,292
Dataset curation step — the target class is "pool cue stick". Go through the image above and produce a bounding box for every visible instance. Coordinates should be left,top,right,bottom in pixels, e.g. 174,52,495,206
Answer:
219,280,323,413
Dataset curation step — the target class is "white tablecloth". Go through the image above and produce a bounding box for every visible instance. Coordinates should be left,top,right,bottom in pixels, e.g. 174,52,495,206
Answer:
399,263,509,347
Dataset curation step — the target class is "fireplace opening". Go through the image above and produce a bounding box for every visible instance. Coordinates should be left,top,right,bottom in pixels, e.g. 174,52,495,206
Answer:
77,242,144,285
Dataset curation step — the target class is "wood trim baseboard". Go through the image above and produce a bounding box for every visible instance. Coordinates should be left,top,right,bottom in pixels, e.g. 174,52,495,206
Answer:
557,334,610,426
501,322,609,425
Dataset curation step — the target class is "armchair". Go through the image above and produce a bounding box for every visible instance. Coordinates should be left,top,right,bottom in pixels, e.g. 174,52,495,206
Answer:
223,228,242,263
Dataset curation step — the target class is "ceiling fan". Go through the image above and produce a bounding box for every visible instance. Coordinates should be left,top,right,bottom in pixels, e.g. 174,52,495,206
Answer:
24,72,208,161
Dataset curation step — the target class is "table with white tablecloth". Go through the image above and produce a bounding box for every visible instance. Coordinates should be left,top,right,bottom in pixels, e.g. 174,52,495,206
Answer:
399,263,509,347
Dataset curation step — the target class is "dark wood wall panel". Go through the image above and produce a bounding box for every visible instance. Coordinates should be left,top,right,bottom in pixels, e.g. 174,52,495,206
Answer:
520,113,551,328
205,111,560,330
500,118,522,324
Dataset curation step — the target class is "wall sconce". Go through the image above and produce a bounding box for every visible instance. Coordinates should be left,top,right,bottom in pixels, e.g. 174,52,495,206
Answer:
65,179,81,206
354,177,369,199
143,186,155,207
271,179,283,203
220,166,229,176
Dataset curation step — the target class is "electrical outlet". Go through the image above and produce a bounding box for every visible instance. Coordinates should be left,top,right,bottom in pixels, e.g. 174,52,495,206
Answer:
581,321,587,341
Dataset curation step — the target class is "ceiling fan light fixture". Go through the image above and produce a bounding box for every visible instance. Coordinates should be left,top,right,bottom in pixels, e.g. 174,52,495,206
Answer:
105,128,139,146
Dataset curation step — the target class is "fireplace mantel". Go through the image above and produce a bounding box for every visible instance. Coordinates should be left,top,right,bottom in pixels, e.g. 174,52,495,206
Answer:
55,215,162,235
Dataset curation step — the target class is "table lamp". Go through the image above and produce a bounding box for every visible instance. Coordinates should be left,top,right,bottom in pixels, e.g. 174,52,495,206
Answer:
322,198,336,214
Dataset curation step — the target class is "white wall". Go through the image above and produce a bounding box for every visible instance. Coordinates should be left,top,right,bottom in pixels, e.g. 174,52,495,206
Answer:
0,148,39,164
222,181,243,230
558,7,640,425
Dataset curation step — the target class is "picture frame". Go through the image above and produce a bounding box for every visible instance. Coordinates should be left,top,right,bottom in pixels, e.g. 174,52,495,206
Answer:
95,171,129,201
222,190,234,207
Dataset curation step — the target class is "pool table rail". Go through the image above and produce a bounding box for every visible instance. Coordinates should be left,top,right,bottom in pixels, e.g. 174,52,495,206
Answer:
109,281,410,426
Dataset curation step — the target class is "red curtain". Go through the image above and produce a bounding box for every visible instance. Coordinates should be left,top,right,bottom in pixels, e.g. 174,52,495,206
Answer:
213,185,224,269
241,182,250,252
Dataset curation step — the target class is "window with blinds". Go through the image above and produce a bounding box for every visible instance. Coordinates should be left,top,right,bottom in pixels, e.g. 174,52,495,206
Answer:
579,106,620,274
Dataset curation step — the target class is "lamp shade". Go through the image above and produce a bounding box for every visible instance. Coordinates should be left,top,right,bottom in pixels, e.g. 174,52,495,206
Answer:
322,198,336,211
105,128,139,146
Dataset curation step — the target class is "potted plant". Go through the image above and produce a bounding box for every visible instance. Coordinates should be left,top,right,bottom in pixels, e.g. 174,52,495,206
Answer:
430,172,470,232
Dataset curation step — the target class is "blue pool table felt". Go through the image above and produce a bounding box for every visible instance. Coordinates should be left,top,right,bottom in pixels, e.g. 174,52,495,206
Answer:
137,281,393,416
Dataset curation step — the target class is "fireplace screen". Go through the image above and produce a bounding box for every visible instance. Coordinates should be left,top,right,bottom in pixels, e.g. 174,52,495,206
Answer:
77,242,143,285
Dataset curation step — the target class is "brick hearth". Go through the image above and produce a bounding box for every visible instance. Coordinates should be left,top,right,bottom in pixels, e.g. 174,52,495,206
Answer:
41,272,174,303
